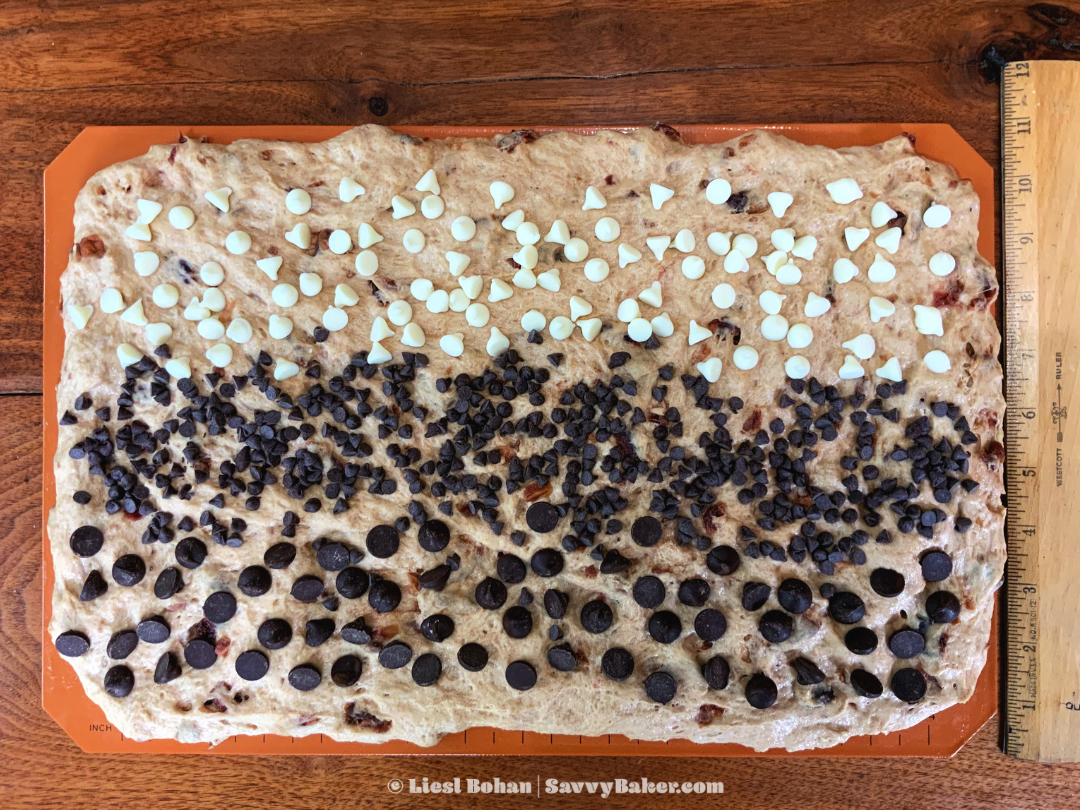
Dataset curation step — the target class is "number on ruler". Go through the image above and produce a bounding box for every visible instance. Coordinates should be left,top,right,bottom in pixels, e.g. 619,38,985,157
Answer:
1015,175,1032,192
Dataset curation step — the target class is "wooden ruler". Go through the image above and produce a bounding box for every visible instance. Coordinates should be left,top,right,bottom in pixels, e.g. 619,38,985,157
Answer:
1002,60,1080,762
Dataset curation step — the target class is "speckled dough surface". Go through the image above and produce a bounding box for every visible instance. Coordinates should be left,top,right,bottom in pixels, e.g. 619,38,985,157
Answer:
49,126,1004,751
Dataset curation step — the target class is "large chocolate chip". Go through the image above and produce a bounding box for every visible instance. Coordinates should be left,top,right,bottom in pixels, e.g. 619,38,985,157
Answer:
418,519,450,552
175,537,208,569
741,581,771,612
258,618,292,649
365,524,400,558
305,618,336,647
496,552,527,584
317,542,351,571
476,577,508,610
648,610,682,644
706,545,740,576
745,673,778,709
845,627,878,655
112,554,146,587
547,643,577,672
759,610,794,643
336,567,370,599
378,641,413,669
368,579,401,613
580,599,614,634
154,567,183,599
203,591,237,624
136,615,170,644
530,548,564,577
331,654,363,687
702,656,730,690
888,628,926,659
420,613,455,643
777,579,812,614
792,657,825,685
543,588,569,619
264,542,296,569
526,502,559,533
850,668,883,698
457,642,489,672
103,665,134,698
291,575,324,602
632,575,666,609
341,617,373,645
920,551,953,582
503,605,533,638
870,568,905,598
694,608,727,642
926,590,961,623
601,647,634,681
235,650,270,681
184,638,217,669
828,591,866,624
506,660,538,690
70,525,104,557
79,570,108,601
107,630,139,660
56,630,90,657
238,565,272,597
289,664,322,691
644,671,677,704
412,653,442,686
677,578,710,607
631,516,662,547
154,651,182,684
891,667,927,703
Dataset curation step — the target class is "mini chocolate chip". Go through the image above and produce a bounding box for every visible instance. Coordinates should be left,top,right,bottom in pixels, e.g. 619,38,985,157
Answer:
317,542,350,571
850,668,883,698
112,554,146,586
702,655,731,690
420,613,455,643
694,608,727,641
526,502,559,533
476,577,508,610
845,627,878,655
580,599,613,634
745,673,778,708
631,516,663,547
264,542,296,569
506,660,538,690
368,579,401,613
289,664,322,691
291,575,324,602
184,638,217,670
136,615,170,644
503,605,533,638
379,641,413,669
531,548,564,577
777,578,812,614
741,581,771,612
236,650,270,681
104,665,134,698
418,519,451,552
154,651,182,684
258,618,292,649
601,647,634,681
458,642,489,672
107,630,139,660
926,590,961,623
336,566,370,599
366,524,400,558
888,628,926,659
891,667,927,702
70,525,104,557
644,671,677,704
648,610,682,644
706,545,740,575
331,654,363,686
203,591,237,623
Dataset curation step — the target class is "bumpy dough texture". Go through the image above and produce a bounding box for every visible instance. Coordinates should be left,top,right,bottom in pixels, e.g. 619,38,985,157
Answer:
50,126,1004,751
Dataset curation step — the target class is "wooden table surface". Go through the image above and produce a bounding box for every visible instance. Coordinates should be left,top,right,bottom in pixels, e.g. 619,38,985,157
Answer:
5,1,1080,807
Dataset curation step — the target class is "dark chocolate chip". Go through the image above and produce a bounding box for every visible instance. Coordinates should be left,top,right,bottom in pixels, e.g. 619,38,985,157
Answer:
331,654,363,687
580,599,613,634
926,590,961,623
850,668,883,698
547,643,577,672
759,610,794,643
648,610,682,644
632,575,665,609
631,516,663,547
104,665,134,698
236,650,270,681
741,581,771,612
420,613,455,643
203,591,237,623
289,663,322,691
888,628,926,659
107,630,139,660
694,608,727,642
136,615,170,644
316,542,350,571
258,618,292,649
366,524,400,558
792,657,825,685
891,667,927,703
476,577,508,610
920,550,953,582
828,591,866,624
112,554,146,586
70,525,104,557
777,578,812,614
706,545,740,576
175,537,208,569
496,553,527,584
870,568,906,598
702,655,731,690
418,519,450,552
457,642,489,672
336,566,370,599
526,502,559,533
601,647,634,681
506,660,538,690
411,652,442,687
745,673,778,708
154,651,182,684
379,641,413,669
291,575,324,602
677,578,710,607
264,542,296,569
184,638,217,669
305,618,336,647
530,548,564,577
502,605,533,638
543,588,569,619
845,627,878,655
340,617,372,645
79,570,108,601
644,671,677,704
368,579,401,613
238,565,272,597
56,629,91,657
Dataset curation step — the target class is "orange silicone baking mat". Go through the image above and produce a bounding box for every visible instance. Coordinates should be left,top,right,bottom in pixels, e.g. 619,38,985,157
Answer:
42,123,998,756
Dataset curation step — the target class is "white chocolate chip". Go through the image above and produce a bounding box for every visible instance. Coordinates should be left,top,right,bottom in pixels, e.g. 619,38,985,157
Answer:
651,312,674,337
146,322,172,346
273,358,299,381
134,252,160,277
323,307,348,332
410,278,434,301
786,323,813,349
152,284,179,309
358,223,383,248
804,292,831,318
205,343,233,368
627,317,653,342
121,300,148,327
136,199,163,225
544,220,570,245
285,223,311,249
696,357,722,383
838,355,865,379
681,256,706,280
618,243,642,268
226,318,252,343
205,187,232,213
125,223,152,241
688,320,712,345
833,258,860,284
646,235,670,261
67,304,93,329
583,258,609,283
707,231,732,256
183,298,211,321
868,253,897,283
521,310,546,333
100,288,125,313
401,322,426,347
517,222,541,246
488,278,513,303
760,314,789,341
537,268,561,292
723,251,749,274
285,189,311,215
595,217,620,243
416,169,440,195
569,296,593,321
578,318,602,342
448,289,470,312
733,233,758,258
355,250,379,277
169,206,194,229
256,256,283,280
117,343,141,367
335,284,359,308
513,245,538,271
272,284,298,308
549,316,574,340
466,302,490,327
638,281,662,308
403,228,426,254
768,191,793,217
771,228,795,252
328,229,352,254
370,316,394,342
705,178,732,205
791,235,817,260
826,178,862,204
845,227,870,251
368,340,393,364
486,327,510,356
785,355,811,379
582,186,607,211
200,290,224,315
776,262,803,286
387,300,413,326
502,209,525,231
929,252,956,276
426,289,450,313
875,227,901,255
869,296,896,322
459,276,483,300
923,204,951,229
339,178,365,202
490,181,515,210
617,299,641,323
197,316,225,340
712,283,736,309
764,251,788,275
924,349,950,373
391,195,416,219
650,183,674,210
226,231,252,255
446,251,471,277
196,261,222,286
843,333,876,359
876,356,903,382
294,273,321,298
563,238,589,262
732,346,759,370
165,357,191,379
513,268,537,289
673,229,696,253
421,195,445,219
914,304,944,336
870,201,897,228
759,290,786,315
